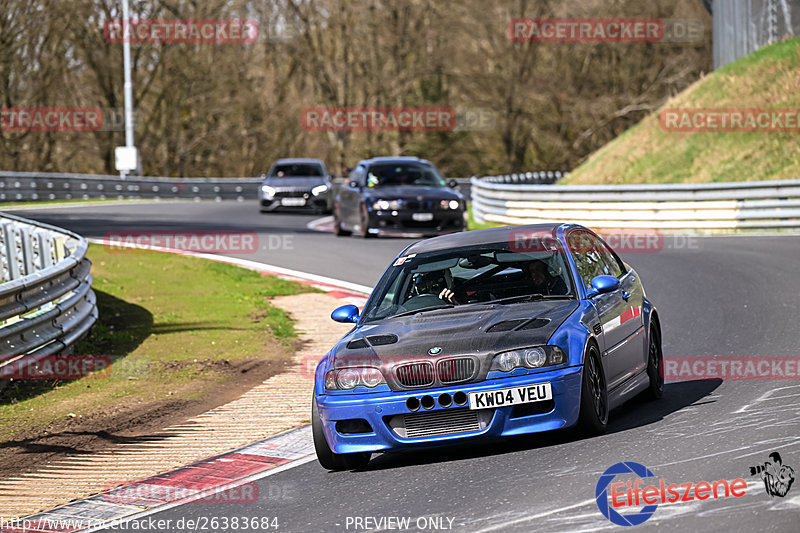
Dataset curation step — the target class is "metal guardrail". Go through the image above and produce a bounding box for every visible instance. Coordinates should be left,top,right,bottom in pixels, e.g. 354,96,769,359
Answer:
0,171,262,202
471,177,800,230
0,213,97,387
477,171,566,185
0,171,478,204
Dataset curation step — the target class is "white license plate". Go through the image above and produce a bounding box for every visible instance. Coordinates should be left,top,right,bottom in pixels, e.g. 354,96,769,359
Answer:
281,197,306,206
412,212,434,222
468,383,552,410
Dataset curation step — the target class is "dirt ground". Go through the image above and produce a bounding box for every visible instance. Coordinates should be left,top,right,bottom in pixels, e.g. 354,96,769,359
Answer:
0,357,290,478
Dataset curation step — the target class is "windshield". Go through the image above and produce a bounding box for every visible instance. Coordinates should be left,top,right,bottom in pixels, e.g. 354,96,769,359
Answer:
366,163,446,188
362,240,575,322
270,163,324,177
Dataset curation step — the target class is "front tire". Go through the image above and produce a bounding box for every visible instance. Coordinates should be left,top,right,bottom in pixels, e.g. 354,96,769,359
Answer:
644,324,664,400
577,344,608,435
312,397,370,471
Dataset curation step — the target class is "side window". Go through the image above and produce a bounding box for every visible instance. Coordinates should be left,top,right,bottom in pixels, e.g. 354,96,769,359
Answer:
568,231,622,290
594,239,624,279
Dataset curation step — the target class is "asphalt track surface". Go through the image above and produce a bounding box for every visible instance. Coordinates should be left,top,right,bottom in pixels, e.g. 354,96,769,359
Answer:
8,201,800,533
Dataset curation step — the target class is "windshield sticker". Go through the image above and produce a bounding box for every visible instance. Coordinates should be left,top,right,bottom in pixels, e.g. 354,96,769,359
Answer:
393,254,416,266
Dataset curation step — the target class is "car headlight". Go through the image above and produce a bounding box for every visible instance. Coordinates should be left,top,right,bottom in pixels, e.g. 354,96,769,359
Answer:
372,199,402,210
440,199,460,210
325,367,386,390
490,346,566,372
524,347,547,368
312,184,328,196
261,185,276,197
495,351,521,372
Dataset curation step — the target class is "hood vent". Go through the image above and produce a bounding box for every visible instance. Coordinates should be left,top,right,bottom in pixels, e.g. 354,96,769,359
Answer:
346,338,369,349
346,334,399,349
486,319,528,332
487,317,551,332
366,334,399,346
520,318,551,330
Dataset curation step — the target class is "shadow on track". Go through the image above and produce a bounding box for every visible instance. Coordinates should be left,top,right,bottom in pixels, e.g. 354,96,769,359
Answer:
0,430,178,457
362,378,722,472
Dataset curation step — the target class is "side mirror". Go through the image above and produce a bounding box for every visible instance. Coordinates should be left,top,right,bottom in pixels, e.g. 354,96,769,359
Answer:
331,304,360,323
586,275,620,299
447,179,459,189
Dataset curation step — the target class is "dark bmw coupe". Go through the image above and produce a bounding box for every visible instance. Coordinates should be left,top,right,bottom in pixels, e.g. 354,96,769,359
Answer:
333,156,467,238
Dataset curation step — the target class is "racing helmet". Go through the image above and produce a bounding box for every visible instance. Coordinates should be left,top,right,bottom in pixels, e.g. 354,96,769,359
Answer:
412,269,453,296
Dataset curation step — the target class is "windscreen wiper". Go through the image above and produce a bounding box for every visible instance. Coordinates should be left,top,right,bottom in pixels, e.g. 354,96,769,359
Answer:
484,293,574,305
480,293,545,305
390,304,455,318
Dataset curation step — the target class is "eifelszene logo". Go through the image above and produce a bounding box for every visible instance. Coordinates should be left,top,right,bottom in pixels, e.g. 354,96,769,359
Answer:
596,462,658,526
596,461,747,526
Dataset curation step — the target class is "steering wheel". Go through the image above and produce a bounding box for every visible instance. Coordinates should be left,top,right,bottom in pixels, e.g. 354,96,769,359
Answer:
400,293,447,312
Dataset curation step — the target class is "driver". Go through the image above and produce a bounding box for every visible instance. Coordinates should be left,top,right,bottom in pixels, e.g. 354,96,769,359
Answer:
525,259,567,295
438,259,566,304
412,270,449,298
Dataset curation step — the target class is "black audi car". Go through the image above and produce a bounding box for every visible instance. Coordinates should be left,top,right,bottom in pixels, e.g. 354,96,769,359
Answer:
333,156,467,238
259,158,333,213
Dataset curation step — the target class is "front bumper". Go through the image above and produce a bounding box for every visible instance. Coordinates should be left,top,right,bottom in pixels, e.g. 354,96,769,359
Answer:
259,190,329,209
366,208,466,237
316,365,583,454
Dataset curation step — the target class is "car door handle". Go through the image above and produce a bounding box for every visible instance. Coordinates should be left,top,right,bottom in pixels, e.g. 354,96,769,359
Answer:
621,291,630,301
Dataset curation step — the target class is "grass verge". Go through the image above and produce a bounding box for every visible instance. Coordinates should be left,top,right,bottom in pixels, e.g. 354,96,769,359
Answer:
0,244,315,442
563,38,800,185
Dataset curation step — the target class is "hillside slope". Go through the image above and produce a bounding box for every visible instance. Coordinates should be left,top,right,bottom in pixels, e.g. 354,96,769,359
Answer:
564,38,800,185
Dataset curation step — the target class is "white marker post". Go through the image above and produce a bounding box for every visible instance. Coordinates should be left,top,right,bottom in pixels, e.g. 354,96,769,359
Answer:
115,0,139,178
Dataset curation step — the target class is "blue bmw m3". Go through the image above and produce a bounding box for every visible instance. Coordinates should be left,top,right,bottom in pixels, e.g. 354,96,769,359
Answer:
312,223,663,470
